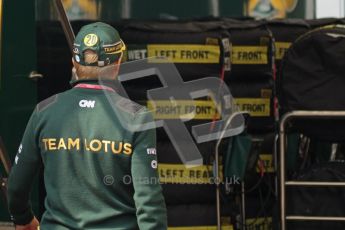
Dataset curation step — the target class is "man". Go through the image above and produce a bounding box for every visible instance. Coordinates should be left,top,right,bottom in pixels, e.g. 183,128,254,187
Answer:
7,22,167,230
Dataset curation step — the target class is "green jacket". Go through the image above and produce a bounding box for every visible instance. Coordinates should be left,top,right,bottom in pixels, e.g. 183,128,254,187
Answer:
7,81,167,230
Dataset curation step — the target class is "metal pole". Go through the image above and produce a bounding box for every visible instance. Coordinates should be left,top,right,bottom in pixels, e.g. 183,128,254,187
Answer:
305,0,315,19
214,112,249,230
0,137,10,207
215,149,221,230
281,110,345,118
121,0,131,19
286,181,345,186
287,216,345,221
209,0,220,17
241,182,246,230
273,134,279,198
0,175,7,205
0,137,11,175
279,114,287,230
54,0,75,53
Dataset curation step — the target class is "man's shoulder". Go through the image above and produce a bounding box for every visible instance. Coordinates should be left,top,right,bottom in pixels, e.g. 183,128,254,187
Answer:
113,96,146,116
36,94,59,112
36,89,76,112
110,95,155,132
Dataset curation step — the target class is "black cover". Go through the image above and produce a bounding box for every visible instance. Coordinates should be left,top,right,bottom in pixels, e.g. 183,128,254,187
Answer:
157,139,226,205
306,18,345,29
195,17,274,81
222,19,274,81
227,79,274,132
287,161,345,230
245,196,274,230
265,18,309,41
167,204,233,227
279,25,345,140
121,21,231,81
265,19,309,70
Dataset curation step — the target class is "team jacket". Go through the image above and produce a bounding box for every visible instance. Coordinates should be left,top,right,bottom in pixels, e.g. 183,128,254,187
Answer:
7,81,167,230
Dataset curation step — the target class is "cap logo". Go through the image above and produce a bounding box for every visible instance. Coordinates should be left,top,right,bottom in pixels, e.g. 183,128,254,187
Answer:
84,34,98,47
73,47,79,54
103,40,126,54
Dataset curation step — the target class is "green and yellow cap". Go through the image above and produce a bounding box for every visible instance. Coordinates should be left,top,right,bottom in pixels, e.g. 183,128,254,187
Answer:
73,22,126,67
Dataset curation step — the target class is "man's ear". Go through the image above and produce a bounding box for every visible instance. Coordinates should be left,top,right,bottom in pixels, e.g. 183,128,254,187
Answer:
114,59,122,73
71,58,79,80
112,56,121,71
72,58,76,67
72,58,81,72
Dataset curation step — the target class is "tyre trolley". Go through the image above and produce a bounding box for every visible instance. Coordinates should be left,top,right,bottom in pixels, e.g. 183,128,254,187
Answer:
279,111,345,230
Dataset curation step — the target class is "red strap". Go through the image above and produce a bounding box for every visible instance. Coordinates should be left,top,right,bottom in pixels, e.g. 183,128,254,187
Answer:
74,83,115,93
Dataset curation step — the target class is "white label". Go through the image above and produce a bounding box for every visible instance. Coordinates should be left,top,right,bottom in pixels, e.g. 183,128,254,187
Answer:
151,160,158,169
147,148,157,155
79,100,95,108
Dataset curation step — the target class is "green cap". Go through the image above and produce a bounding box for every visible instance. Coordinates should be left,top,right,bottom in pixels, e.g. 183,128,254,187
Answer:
73,22,126,67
